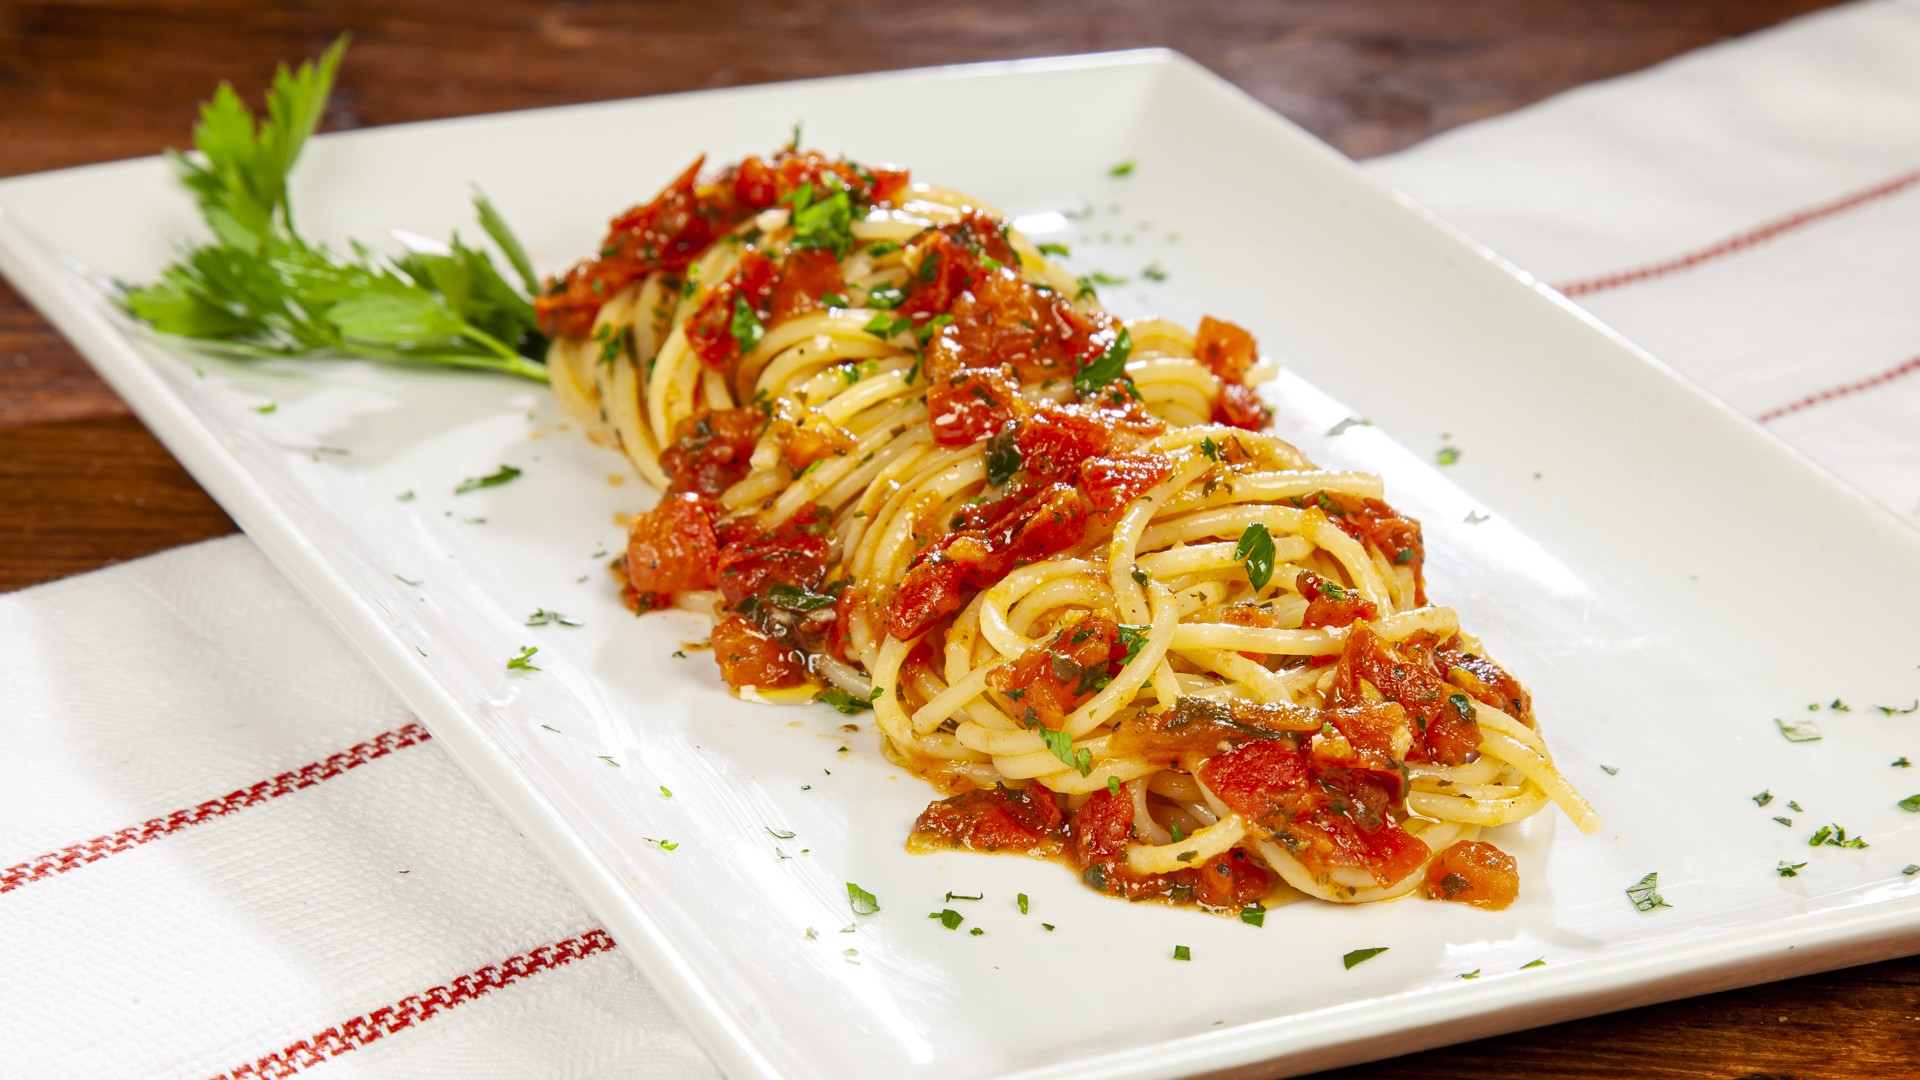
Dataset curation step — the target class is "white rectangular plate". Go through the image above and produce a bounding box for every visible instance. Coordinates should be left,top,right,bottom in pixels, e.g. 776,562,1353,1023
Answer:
5,51,1920,1080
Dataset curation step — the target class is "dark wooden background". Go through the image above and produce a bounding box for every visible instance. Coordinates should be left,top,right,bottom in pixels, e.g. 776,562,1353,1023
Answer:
5,1,1915,1075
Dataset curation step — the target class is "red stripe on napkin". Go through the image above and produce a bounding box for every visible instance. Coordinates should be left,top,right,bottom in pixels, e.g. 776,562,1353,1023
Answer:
210,928,619,1079
1757,354,1920,423
1554,168,1920,298
0,721,433,895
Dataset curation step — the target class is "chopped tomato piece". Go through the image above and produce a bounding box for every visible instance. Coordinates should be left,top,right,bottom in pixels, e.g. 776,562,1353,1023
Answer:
769,248,845,324
1316,492,1426,604
623,494,718,605
1424,840,1519,909
1078,452,1173,515
1332,623,1478,765
660,408,765,500
987,612,1123,730
1071,784,1135,863
1437,644,1534,725
713,504,833,609
901,211,1014,317
1014,399,1163,482
921,265,1108,385
1213,381,1269,431
1195,315,1258,383
1295,568,1376,629
910,784,1065,854
885,482,1089,640
927,368,1026,446
711,613,807,689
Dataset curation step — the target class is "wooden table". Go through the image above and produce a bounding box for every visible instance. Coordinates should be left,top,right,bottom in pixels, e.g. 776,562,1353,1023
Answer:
5,1,1914,1075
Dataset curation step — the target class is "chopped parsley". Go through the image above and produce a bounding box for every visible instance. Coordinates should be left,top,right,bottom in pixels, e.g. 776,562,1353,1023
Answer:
1777,860,1807,877
1877,700,1920,716
1896,757,1912,768
1089,271,1129,286
1172,945,1191,961
1141,261,1168,282
764,583,836,611
1017,893,1030,915
1808,823,1867,849
1600,764,1619,776
846,882,881,915
1072,326,1134,395
1625,871,1670,912
1074,275,1099,301
1233,522,1276,591
1107,776,1122,796
1905,865,1920,876
1115,623,1150,665
985,425,1023,486
1436,446,1461,467
506,645,540,672
1109,160,1136,177
866,285,905,309
597,755,618,767
863,312,912,340
1199,437,1221,461
1239,903,1265,927
1041,923,1055,931
816,686,881,713
254,402,277,414
642,836,678,851
454,464,522,494
1035,725,1092,776
1457,969,1480,980
1899,794,1920,812
1520,958,1547,969
1754,790,1775,807
394,574,423,587
1775,716,1822,742
945,891,983,902
930,909,964,930
1342,947,1388,970
658,786,672,798
1326,416,1371,437
785,184,857,258
765,827,796,839
525,608,581,627
730,296,765,353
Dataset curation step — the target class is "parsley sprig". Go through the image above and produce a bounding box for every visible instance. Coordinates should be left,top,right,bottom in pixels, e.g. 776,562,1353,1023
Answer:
124,37,549,382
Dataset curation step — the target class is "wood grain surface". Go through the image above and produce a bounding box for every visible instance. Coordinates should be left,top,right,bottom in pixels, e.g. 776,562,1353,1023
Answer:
5,1,1915,1076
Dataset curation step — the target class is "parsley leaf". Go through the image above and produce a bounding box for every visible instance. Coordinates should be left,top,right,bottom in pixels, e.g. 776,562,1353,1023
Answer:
1342,947,1388,969
125,37,548,383
1233,522,1276,591
764,583,836,611
1073,326,1133,395
815,687,878,714
1777,860,1807,877
1017,893,1030,915
506,645,540,672
1034,724,1092,776
454,463,521,494
1901,795,1920,812
731,296,766,354
1037,241,1071,257
525,608,582,627
1775,716,1822,742
1239,903,1265,927
1625,871,1669,912
1110,160,1136,177
846,881,881,915
930,909,964,930
985,424,1023,486
1172,944,1191,961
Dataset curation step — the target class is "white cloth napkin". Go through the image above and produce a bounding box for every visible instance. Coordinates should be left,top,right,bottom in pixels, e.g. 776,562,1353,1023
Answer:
5,1,1917,1075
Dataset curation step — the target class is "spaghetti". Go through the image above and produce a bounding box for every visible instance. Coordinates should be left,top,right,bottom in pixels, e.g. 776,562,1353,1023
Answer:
538,146,1600,913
